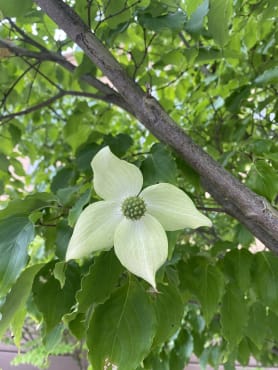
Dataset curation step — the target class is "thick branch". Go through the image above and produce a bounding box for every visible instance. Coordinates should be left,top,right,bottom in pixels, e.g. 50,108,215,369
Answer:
34,0,278,252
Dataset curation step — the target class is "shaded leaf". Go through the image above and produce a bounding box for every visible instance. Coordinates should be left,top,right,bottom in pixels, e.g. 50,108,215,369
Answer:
138,11,186,32
245,302,267,349
76,250,124,312
141,143,177,186
152,283,184,347
33,261,80,332
87,279,156,370
179,257,225,324
0,216,34,296
220,282,249,347
0,263,43,338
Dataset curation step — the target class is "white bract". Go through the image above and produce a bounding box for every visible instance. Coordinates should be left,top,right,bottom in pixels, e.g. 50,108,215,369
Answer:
66,146,212,288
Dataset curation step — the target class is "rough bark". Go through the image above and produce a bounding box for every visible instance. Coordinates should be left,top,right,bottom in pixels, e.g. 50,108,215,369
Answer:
33,0,278,252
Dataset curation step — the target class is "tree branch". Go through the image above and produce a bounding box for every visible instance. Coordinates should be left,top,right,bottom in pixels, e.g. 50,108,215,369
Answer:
33,0,278,252
0,38,134,115
0,90,113,123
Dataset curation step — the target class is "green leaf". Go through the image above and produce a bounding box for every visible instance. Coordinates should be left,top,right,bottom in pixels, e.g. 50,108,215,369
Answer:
74,54,97,79
220,282,249,348
252,253,278,312
87,279,156,370
141,143,177,186
138,11,186,32
152,283,184,347
33,261,80,332
0,216,34,296
103,133,133,157
245,302,267,349
0,192,56,220
0,0,32,17
207,0,233,46
186,0,209,34
76,250,124,312
221,249,253,293
254,67,278,85
0,153,9,172
68,188,91,227
246,161,278,202
179,257,225,324
53,261,66,288
0,263,43,338
104,0,131,29
55,220,72,260
186,0,204,16
50,167,76,193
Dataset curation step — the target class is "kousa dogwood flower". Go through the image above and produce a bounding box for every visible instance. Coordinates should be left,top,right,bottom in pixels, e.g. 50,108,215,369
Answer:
66,146,212,288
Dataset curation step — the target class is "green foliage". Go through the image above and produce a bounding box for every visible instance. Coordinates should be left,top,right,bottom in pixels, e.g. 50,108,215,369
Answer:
0,216,34,296
0,0,277,368
87,279,156,370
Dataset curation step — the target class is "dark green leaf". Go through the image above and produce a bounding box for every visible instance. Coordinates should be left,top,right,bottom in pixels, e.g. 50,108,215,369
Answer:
152,283,184,347
221,249,253,293
0,216,34,296
0,263,43,338
33,261,80,332
55,220,72,260
252,253,278,312
87,279,156,370
141,143,177,186
76,250,124,312
179,257,225,324
0,193,56,220
51,167,76,193
138,11,186,32
68,188,91,227
220,282,249,347
103,133,133,157
245,302,267,349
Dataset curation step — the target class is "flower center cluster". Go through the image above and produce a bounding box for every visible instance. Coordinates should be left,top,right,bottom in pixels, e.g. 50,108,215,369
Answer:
121,196,146,220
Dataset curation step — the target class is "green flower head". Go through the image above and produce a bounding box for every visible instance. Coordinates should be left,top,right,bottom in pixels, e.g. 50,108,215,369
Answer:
66,146,212,288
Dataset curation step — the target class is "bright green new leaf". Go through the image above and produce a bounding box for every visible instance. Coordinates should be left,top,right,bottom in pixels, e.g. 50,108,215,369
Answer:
0,216,34,296
207,0,233,46
87,279,156,370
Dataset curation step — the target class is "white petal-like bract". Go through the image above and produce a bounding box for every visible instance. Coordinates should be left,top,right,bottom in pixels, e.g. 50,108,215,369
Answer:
66,201,122,260
141,183,212,231
114,214,168,288
91,146,143,201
